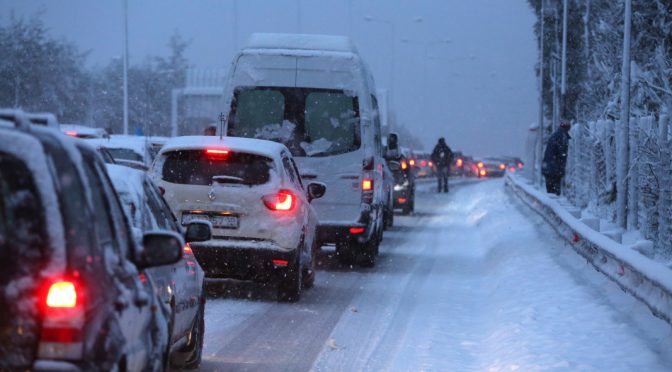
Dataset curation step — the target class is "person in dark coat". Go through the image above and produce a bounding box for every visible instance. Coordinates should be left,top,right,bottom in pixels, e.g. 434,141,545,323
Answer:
542,119,572,195
431,137,453,193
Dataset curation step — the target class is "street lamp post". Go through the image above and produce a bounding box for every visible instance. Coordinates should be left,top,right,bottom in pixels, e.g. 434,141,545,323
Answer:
364,16,396,102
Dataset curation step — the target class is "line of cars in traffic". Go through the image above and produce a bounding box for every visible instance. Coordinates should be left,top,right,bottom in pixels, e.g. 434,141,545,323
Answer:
1,32,523,370
0,33,413,370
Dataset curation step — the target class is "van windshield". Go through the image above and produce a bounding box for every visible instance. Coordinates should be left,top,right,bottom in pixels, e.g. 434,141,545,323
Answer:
227,87,360,157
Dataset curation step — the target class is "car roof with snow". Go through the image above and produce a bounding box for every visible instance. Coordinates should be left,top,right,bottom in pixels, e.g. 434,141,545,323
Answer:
245,33,357,54
159,135,290,160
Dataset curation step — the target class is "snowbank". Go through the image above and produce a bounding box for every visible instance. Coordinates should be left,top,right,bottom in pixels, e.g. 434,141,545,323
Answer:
506,173,672,324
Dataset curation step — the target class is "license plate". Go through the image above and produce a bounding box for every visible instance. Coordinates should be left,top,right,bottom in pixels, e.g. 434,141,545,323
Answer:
181,213,239,229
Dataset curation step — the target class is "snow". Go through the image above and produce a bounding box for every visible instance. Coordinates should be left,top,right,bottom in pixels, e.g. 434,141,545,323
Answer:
245,33,357,54
158,135,288,160
201,179,672,371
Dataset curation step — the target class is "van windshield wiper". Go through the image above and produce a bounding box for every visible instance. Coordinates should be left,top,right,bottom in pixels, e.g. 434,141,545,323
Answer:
212,175,250,185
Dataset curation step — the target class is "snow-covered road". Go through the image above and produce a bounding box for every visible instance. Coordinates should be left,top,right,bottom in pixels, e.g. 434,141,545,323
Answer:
198,178,672,372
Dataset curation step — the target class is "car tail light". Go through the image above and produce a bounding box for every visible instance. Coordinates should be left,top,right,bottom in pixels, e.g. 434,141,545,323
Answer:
420,160,427,167
428,161,433,167
401,161,408,170
64,131,78,137
456,158,463,167
518,163,523,169
349,227,365,234
263,190,296,211
477,162,484,168
509,167,516,172
361,177,374,204
272,259,289,266
205,148,230,159
499,163,506,170
409,159,415,166
183,243,193,257
39,279,84,360
398,197,407,204
479,169,487,177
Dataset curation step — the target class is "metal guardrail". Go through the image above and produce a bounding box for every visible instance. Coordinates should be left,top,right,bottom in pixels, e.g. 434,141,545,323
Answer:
506,174,672,325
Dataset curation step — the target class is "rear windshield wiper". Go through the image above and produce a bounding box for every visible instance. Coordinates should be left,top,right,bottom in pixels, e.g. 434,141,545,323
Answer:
212,175,250,186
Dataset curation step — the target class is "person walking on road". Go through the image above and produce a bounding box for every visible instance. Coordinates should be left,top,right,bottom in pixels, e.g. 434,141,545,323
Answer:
542,119,572,195
431,137,453,193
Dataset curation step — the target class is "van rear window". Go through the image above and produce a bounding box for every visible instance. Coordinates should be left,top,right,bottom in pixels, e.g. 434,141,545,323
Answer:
228,87,360,157
161,150,272,186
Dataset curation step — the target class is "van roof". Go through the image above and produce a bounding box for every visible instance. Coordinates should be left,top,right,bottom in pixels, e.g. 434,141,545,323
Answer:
245,33,358,54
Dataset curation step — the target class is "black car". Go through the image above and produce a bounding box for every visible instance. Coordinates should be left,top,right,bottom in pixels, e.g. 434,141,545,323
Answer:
106,163,209,369
0,111,182,371
384,134,416,215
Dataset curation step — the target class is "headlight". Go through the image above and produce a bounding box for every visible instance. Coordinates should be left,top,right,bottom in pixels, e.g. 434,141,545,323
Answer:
393,180,409,191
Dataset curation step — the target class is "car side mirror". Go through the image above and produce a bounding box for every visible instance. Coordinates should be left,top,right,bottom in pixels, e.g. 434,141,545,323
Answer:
388,161,400,171
307,182,327,202
137,231,184,269
185,220,212,243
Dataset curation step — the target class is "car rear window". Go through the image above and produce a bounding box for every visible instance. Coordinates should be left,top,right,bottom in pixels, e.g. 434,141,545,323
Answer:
107,147,143,162
0,152,47,286
161,150,273,186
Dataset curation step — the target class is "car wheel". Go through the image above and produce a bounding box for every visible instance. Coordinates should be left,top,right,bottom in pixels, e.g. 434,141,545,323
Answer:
358,235,378,268
278,253,302,302
172,297,204,369
302,240,318,289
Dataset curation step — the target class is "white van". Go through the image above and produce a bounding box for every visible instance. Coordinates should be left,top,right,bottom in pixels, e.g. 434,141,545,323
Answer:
222,33,387,267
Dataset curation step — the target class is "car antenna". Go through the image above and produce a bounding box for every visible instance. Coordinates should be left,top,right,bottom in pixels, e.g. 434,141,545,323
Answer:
218,112,225,140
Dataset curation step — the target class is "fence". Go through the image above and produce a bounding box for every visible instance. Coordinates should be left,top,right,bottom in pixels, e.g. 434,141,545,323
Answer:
563,115,671,260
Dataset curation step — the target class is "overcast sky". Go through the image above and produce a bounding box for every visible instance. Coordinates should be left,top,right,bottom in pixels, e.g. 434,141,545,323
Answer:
2,0,538,156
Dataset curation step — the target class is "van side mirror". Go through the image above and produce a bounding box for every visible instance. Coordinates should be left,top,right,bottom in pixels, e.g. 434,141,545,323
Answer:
307,182,327,202
137,231,184,269
185,220,212,243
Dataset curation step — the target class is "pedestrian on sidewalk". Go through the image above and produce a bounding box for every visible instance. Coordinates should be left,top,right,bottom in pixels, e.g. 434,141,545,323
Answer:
542,119,572,195
431,137,453,193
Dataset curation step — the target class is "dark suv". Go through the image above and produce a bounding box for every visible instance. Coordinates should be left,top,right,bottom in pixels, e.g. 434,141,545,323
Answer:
0,111,182,371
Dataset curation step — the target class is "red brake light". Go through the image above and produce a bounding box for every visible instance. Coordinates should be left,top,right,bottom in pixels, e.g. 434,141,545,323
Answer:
420,160,427,167
349,227,365,234
46,281,77,308
401,161,408,170
509,167,516,172
428,161,433,167
64,131,78,137
362,179,373,191
398,197,407,204
206,148,230,159
518,163,523,168
263,190,296,211
183,243,193,254
272,259,289,266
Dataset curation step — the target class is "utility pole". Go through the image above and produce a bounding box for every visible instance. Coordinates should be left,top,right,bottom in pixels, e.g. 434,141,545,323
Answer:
536,0,546,186
122,0,129,135
561,0,568,119
617,0,632,229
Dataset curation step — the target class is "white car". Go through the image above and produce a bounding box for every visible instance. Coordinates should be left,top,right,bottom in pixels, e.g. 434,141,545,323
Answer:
86,135,168,170
149,136,326,302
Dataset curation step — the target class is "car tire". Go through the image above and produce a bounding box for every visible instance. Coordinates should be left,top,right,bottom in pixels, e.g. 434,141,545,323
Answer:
302,240,318,289
174,298,205,369
278,253,302,302
336,242,356,265
358,239,377,268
